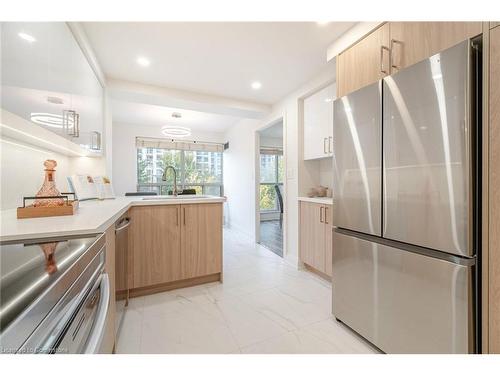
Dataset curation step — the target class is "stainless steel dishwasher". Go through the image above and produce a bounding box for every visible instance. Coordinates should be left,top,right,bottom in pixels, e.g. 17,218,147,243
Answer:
114,213,131,338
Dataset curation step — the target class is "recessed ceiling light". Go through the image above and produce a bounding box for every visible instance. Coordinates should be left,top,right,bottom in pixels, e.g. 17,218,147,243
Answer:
18,32,36,43
251,81,262,90
161,126,191,138
324,98,333,103
136,56,150,67
171,112,182,119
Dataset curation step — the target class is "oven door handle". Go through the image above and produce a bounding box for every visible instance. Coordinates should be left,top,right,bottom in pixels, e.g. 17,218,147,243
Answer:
83,273,110,354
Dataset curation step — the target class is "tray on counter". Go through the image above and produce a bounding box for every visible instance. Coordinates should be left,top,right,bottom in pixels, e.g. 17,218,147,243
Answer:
17,193,79,219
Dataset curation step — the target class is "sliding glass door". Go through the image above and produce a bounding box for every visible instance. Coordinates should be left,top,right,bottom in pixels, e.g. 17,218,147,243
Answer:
259,152,283,211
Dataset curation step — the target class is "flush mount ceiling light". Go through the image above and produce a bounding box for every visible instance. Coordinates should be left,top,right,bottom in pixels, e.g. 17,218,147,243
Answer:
251,81,262,90
30,112,73,128
18,32,36,43
161,126,191,138
136,56,151,67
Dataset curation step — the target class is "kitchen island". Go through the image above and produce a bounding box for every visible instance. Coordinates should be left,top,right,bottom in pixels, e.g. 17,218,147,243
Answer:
0,195,225,353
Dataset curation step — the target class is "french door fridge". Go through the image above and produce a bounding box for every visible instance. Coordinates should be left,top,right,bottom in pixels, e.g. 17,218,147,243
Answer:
332,38,481,354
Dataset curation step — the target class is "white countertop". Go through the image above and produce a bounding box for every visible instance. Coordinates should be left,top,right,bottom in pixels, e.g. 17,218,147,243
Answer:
0,196,225,242
298,196,334,205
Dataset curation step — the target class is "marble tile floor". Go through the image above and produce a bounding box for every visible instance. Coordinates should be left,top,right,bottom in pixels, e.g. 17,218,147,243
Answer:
115,228,378,354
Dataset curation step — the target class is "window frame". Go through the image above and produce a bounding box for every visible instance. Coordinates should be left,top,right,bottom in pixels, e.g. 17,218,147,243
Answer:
136,147,224,196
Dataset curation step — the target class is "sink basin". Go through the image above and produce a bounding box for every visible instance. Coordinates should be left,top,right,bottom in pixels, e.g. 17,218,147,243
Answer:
142,195,211,200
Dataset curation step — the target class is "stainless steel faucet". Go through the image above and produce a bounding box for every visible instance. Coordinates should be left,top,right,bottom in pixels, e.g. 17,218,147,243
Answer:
161,165,178,196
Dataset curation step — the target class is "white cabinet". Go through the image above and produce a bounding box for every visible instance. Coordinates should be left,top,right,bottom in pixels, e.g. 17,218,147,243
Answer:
303,83,335,160
1,22,103,153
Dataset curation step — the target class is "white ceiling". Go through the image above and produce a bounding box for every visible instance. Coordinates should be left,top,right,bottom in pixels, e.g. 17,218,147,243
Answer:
83,22,355,105
111,100,240,133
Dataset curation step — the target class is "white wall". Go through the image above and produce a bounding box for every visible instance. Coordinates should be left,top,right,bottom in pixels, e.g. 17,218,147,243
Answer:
223,61,337,266
112,122,225,196
104,90,113,178
222,119,260,238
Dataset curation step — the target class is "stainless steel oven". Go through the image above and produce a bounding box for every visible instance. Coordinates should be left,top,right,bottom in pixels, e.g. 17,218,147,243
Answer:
0,233,110,354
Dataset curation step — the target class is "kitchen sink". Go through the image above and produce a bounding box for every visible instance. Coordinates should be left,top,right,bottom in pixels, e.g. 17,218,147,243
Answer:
141,195,211,200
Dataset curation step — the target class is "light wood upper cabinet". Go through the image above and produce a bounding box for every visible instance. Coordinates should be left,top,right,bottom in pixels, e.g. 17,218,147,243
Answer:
303,83,335,160
129,205,181,289
336,22,483,97
336,23,390,98
180,203,223,279
390,22,482,73
299,201,333,278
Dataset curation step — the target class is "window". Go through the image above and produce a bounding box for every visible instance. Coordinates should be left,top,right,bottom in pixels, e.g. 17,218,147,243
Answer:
259,151,284,211
137,147,223,196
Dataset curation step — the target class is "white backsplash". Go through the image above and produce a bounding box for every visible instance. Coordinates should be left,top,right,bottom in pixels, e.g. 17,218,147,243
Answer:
0,139,106,210
319,158,333,190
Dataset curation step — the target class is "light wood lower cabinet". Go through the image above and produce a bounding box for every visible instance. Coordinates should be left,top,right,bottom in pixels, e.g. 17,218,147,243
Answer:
129,205,181,289
181,203,223,280
324,205,333,276
489,25,500,354
115,213,130,294
129,203,223,292
299,201,333,278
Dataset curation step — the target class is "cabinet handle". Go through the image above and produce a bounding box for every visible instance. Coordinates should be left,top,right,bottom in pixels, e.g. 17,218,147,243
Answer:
380,45,390,74
323,138,328,154
390,39,403,70
324,206,329,224
328,136,333,154
320,206,324,223
183,207,186,226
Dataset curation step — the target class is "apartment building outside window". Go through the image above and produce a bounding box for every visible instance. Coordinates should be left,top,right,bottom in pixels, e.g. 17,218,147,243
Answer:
137,146,223,196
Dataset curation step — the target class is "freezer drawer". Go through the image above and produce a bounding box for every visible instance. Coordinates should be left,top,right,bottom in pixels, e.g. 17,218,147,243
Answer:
382,40,475,256
333,81,382,235
332,231,475,353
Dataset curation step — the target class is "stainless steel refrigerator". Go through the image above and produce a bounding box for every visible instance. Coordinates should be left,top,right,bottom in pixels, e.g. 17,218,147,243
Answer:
332,38,482,354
